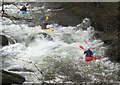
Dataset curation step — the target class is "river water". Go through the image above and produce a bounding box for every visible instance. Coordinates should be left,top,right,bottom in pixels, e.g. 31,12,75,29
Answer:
0,2,120,84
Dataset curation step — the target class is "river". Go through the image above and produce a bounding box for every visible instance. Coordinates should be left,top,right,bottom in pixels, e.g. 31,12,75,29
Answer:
0,2,120,84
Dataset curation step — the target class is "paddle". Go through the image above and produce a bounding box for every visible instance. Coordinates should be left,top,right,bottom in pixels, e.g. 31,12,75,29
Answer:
25,3,30,7
79,45,85,50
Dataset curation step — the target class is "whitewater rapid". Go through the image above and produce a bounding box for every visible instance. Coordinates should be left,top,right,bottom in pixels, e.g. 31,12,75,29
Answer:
0,3,120,83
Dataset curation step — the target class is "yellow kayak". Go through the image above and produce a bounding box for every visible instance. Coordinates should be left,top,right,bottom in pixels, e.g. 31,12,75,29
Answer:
45,28,54,32
37,25,54,32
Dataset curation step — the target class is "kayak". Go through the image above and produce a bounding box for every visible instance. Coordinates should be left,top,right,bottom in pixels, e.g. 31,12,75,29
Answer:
85,56,97,61
37,25,54,32
20,10,27,14
45,28,54,32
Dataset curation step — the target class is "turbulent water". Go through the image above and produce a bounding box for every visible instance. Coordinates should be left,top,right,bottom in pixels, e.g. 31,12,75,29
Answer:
0,3,120,83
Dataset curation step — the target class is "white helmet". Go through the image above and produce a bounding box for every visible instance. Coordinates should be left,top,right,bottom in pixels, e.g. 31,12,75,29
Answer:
87,47,90,49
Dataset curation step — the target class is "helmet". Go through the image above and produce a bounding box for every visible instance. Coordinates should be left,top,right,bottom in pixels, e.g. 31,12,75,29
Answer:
45,16,49,21
87,47,90,50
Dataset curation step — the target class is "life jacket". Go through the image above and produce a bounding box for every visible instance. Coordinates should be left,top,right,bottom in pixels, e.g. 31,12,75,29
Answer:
20,6,27,14
84,49,93,56
20,6,27,11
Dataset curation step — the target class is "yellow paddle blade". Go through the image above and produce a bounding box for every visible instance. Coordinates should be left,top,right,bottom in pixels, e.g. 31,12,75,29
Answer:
37,25,42,29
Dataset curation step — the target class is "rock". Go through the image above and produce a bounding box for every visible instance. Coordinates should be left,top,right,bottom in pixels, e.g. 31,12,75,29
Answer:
0,34,16,47
0,69,25,85
103,40,113,45
28,22,35,27
81,18,91,30
1,35,8,46
38,32,53,41
8,67,34,72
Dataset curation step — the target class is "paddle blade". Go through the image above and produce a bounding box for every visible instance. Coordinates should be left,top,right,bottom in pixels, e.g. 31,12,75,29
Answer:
79,45,84,50
25,3,30,6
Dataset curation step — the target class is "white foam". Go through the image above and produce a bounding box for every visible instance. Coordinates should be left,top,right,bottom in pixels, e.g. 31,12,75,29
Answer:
0,4,120,83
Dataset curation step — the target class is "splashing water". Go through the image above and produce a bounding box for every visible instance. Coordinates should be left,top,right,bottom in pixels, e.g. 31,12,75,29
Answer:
0,4,120,83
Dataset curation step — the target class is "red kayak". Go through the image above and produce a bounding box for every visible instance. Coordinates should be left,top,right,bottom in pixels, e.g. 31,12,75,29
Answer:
85,56,97,61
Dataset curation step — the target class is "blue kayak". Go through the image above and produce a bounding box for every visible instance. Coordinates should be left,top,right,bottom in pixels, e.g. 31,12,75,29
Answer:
20,10,27,14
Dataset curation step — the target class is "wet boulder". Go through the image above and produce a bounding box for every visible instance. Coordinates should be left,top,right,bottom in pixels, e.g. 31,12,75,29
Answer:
8,67,34,72
81,18,91,28
1,35,8,46
103,39,113,45
0,69,25,85
74,18,94,31
0,34,16,46
40,32,53,41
